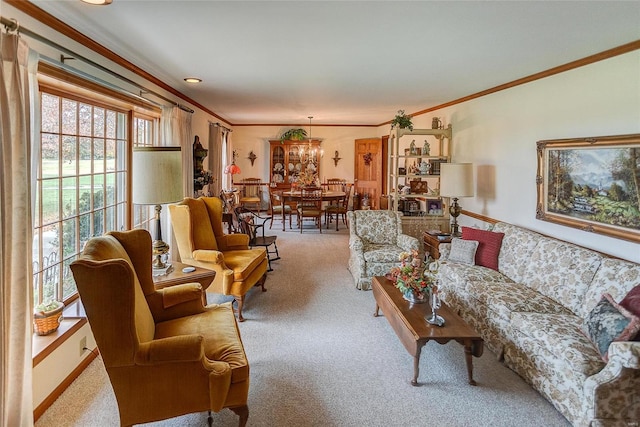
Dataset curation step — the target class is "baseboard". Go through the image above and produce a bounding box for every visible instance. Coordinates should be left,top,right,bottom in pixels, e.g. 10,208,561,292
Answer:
33,349,99,422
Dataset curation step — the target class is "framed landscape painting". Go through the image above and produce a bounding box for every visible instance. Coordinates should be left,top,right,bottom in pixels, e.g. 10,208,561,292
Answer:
536,134,640,243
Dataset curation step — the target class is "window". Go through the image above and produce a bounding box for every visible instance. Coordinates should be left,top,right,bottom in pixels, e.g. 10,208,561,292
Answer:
33,85,160,307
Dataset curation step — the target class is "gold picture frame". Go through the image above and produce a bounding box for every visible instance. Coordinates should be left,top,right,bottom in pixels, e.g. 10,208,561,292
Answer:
536,133,640,243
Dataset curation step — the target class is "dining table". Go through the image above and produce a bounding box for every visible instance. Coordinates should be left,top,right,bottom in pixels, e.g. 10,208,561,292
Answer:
277,190,347,230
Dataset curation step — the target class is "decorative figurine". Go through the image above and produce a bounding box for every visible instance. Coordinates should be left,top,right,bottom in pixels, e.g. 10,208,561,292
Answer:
423,140,430,155
409,140,417,155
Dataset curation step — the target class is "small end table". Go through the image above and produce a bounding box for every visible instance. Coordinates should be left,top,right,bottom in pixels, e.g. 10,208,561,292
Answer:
423,231,452,261
153,261,215,305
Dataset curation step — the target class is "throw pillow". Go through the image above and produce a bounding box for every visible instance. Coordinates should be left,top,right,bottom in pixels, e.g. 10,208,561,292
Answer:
620,284,640,317
448,238,479,265
461,226,505,271
620,284,640,341
582,293,640,361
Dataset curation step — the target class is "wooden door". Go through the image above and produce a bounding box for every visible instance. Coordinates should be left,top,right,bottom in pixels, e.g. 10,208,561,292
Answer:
354,138,383,209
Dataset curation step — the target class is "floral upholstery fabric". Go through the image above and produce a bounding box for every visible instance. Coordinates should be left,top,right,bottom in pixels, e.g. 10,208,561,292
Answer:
582,257,640,319
522,239,603,315
492,222,544,283
439,261,511,286
347,210,419,290
440,221,640,426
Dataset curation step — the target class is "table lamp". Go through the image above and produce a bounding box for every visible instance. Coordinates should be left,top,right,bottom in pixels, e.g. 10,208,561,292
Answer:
440,163,474,237
132,147,183,269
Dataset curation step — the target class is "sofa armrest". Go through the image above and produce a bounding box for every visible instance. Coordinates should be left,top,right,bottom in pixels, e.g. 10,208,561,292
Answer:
439,242,452,260
135,335,204,365
583,341,640,422
608,341,640,369
397,233,420,252
349,235,364,253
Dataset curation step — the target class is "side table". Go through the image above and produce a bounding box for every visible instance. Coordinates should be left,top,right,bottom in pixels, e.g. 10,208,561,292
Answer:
153,261,216,305
423,231,452,261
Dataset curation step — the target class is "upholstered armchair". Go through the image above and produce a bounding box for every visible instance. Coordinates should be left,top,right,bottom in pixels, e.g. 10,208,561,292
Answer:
169,196,268,321
70,229,249,427
347,210,420,290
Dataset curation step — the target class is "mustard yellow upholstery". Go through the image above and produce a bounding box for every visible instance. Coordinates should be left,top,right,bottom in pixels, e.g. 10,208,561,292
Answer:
169,196,268,321
70,229,249,427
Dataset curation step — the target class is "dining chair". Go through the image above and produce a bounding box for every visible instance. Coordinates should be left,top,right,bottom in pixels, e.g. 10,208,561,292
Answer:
268,188,293,231
239,178,262,211
325,183,352,231
325,178,346,192
297,189,324,233
234,206,280,271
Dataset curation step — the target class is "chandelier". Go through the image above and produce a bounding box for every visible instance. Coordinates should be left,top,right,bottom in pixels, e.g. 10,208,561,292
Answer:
298,116,324,165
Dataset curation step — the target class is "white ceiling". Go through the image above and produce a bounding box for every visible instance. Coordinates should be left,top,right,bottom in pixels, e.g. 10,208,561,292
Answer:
28,1,640,126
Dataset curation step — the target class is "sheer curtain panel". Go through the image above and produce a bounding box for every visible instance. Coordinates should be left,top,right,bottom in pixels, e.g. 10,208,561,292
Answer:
208,124,224,197
1,31,37,427
161,106,192,262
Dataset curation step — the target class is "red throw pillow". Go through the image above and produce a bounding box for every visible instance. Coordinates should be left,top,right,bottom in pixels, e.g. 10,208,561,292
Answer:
461,226,505,271
620,284,640,317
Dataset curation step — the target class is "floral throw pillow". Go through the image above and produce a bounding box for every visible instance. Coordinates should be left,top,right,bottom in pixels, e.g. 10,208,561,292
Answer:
448,238,479,265
620,284,640,341
461,226,505,271
582,293,640,361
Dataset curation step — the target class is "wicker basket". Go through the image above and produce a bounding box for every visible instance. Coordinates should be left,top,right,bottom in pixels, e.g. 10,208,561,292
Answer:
33,305,64,336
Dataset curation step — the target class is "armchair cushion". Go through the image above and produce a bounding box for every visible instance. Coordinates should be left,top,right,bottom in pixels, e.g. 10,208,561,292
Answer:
155,302,249,384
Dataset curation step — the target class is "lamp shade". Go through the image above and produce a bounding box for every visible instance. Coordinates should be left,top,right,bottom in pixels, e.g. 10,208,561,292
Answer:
440,163,474,198
132,147,183,205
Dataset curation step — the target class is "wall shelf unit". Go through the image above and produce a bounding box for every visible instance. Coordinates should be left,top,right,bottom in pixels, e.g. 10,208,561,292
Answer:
387,125,452,234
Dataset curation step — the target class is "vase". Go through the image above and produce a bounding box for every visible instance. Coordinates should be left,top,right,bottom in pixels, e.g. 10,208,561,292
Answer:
402,289,428,304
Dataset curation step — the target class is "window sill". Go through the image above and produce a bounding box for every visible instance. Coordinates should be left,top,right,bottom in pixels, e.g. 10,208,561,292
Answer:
32,300,87,367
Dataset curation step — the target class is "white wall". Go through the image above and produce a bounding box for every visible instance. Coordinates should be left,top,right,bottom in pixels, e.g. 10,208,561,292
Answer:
398,51,640,263
230,125,376,183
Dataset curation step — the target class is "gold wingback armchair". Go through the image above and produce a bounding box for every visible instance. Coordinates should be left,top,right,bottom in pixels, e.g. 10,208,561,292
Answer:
169,196,268,321
70,229,249,427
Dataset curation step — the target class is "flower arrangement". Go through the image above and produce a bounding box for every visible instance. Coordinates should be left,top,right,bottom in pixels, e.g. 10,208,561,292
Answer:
390,109,414,131
297,168,319,187
386,250,439,300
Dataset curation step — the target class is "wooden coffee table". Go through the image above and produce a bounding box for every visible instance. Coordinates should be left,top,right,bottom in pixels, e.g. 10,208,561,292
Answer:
372,276,484,386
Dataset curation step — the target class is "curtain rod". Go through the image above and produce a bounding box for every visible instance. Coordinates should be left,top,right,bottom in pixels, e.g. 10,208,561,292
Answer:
209,121,232,132
1,15,194,114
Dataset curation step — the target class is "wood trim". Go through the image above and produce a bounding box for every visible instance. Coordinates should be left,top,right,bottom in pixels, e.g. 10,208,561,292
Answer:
6,0,227,123
33,349,98,422
461,210,499,225
8,1,640,128
38,62,160,113
234,123,378,128
32,318,87,367
380,40,640,126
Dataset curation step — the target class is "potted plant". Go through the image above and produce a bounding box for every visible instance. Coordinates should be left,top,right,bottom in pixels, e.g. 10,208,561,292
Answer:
33,300,64,336
279,128,307,142
390,109,414,131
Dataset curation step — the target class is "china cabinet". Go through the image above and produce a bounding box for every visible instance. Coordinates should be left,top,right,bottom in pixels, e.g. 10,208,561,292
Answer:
387,125,452,233
269,139,322,189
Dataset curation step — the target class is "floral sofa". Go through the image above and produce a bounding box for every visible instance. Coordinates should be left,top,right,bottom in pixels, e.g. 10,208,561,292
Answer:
347,210,420,290
437,222,640,427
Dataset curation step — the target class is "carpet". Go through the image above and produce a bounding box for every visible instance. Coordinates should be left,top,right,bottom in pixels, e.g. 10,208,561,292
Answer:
35,224,570,427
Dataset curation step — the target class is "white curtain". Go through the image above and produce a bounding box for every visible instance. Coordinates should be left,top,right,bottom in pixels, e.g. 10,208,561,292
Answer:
1,31,38,427
161,106,192,262
207,124,224,197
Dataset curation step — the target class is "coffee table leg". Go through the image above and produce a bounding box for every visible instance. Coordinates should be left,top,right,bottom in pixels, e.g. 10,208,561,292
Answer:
374,304,380,317
464,341,477,386
411,347,422,386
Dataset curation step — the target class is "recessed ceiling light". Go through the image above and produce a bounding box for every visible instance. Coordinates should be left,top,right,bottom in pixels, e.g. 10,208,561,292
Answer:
81,0,113,5
184,78,202,84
